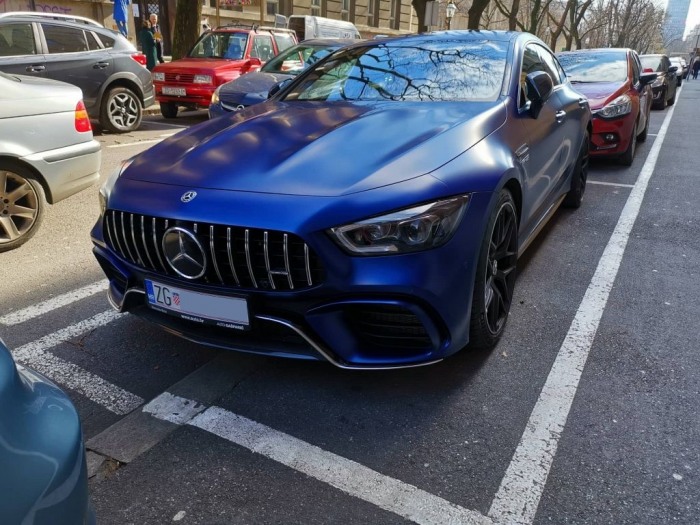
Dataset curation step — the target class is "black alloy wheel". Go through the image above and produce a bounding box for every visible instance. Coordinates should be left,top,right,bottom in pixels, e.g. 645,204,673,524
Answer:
619,122,637,166
564,130,589,208
469,190,518,350
100,86,143,133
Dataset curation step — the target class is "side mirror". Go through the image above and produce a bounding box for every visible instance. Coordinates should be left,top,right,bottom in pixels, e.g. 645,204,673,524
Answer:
268,78,293,99
247,57,262,68
640,72,657,86
669,65,678,74
524,71,553,118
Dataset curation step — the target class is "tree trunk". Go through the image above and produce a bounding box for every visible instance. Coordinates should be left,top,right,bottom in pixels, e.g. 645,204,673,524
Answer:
171,0,201,60
468,0,491,29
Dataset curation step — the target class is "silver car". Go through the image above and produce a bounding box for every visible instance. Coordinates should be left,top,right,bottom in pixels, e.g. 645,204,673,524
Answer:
0,72,100,252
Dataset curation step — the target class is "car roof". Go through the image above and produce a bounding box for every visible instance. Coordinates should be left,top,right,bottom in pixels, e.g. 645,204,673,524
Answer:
0,11,102,27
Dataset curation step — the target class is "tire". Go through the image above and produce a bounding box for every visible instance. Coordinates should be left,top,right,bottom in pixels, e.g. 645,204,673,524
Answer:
619,122,637,166
564,131,589,208
637,108,650,142
469,189,518,351
0,163,46,252
656,88,667,110
100,87,143,133
668,88,676,106
160,102,178,119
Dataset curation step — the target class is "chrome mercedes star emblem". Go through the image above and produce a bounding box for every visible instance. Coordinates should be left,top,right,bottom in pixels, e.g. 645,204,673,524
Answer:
181,191,197,203
162,227,207,279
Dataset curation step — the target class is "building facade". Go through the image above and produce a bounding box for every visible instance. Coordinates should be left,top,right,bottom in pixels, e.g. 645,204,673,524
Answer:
663,0,692,45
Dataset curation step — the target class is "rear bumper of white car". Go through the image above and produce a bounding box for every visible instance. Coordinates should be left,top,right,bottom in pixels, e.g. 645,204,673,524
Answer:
22,139,101,203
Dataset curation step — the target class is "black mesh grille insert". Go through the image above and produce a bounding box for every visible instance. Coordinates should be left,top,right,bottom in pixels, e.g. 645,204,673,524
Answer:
345,304,432,350
103,210,324,291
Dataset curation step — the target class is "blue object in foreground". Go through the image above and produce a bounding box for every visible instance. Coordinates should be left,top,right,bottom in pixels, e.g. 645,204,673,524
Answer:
0,339,94,524
93,31,591,368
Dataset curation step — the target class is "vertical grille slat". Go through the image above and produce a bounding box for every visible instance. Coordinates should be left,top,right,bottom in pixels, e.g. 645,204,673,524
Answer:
245,229,258,289
104,210,322,291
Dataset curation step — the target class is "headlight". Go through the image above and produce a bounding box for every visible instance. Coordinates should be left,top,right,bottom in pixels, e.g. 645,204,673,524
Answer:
595,94,632,119
329,196,470,255
211,86,221,105
153,72,165,82
194,74,213,84
99,158,134,215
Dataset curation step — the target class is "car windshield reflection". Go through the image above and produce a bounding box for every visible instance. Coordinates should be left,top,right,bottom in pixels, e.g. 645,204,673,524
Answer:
557,52,628,83
283,39,508,102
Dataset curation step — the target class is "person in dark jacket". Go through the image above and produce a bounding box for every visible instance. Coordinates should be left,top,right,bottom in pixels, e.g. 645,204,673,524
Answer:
149,13,165,64
139,20,157,71
693,58,700,80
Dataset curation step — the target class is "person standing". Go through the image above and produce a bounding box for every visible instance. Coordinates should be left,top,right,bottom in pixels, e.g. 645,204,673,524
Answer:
149,13,165,64
693,57,700,80
113,0,130,38
139,20,157,71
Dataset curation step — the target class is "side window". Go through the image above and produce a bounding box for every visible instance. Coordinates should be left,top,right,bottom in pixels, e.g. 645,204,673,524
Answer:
536,45,562,86
0,23,37,56
86,31,102,51
273,32,295,53
251,35,274,62
96,32,116,49
42,24,88,53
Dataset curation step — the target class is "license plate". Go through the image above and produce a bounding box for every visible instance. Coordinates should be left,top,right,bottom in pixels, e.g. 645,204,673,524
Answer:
145,280,249,330
162,86,186,96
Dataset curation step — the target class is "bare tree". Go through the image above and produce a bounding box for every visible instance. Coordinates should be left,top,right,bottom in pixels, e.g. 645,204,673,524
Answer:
171,0,201,60
468,0,493,29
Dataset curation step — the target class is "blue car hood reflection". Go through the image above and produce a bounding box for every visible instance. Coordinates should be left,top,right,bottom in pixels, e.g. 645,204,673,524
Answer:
126,100,505,197
218,71,293,105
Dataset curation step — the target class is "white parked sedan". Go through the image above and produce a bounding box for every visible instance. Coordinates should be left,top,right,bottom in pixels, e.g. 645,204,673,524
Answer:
0,72,101,251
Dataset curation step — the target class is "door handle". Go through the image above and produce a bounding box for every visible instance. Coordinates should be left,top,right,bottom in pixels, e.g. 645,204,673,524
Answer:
25,65,45,72
555,110,566,122
93,62,109,69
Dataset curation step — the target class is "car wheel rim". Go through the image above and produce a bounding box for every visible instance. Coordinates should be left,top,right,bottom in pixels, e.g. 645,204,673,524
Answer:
484,201,518,335
108,92,139,130
0,170,39,244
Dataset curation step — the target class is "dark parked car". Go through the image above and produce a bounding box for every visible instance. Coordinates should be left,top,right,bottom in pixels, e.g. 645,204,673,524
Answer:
209,38,356,118
640,54,678,109
92,31,590,368
670,57,685,86
153,25,297,118
0,338,94,524
0,11,155,133
557,48,655,165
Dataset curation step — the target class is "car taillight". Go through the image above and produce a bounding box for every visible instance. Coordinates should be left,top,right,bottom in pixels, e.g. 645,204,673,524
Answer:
131,53,148,67
75,101,92,133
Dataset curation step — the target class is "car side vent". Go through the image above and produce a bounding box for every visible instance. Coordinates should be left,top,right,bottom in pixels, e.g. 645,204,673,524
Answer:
345,304,433,351
103,210,324,291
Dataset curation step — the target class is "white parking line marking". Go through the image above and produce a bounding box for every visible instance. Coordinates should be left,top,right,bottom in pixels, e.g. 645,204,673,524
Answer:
186,406,493,525
12,310,143,415
0,280,108,326
143,392,206,425
488,88,679,524
107,139,164,149
587,180,635,188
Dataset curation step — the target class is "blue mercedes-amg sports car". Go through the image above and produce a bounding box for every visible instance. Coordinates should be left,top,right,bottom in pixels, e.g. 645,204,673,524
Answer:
92,31,591,369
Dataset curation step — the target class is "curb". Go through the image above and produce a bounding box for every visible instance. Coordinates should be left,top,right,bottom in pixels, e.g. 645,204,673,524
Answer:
143,105,162,116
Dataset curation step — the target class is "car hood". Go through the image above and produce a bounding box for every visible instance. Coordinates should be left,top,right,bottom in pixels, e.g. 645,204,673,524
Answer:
218,71,293,103
572,81,627,110
0,75,81,118
124,100,505,197
154,58,248,74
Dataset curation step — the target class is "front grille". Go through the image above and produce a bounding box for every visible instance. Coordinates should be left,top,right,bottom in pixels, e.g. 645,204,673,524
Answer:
164,73,194,84
345,305,432,350
103,210,324,291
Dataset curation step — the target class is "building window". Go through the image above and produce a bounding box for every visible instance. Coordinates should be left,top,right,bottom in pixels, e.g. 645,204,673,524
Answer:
389,0,398,29
341,0,350,21
267,0,278,15
311,0,321,17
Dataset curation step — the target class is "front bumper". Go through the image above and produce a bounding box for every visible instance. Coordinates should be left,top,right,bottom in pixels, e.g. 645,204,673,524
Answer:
91,184,494,368
588,114,636,157
155,83,215,107
21,139,101,204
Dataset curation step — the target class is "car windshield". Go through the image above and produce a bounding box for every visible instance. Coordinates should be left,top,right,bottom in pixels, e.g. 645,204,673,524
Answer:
283,39,508,102
640,56,663,72
557,52,628,83
188,32,249,59
262,43,341,75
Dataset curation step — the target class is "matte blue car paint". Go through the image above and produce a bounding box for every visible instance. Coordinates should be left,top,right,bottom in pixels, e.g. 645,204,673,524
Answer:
0,342,92,524
92,31,590,367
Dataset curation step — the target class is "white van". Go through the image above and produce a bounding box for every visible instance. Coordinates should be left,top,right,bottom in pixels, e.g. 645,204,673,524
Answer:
287,15,361,41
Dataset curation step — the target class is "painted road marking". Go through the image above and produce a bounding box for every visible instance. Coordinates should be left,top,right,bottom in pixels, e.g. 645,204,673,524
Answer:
0,280,108,326
488,86,679,525
107,139,164,149
587,180,635,188
140,392,493,525
12,310,143,415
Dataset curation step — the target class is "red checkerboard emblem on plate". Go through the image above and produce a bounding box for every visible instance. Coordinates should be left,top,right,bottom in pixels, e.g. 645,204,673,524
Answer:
173,293,180,306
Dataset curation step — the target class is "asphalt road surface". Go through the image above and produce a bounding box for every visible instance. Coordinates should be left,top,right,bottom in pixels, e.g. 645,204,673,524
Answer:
1,83,699,525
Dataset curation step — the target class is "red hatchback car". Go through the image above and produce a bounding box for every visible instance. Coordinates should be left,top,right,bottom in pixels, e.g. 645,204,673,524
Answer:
153,26,297,118
557,48,656,165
